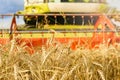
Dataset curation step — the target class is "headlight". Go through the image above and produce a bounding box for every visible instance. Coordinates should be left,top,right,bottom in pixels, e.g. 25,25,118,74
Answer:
32,7,36,12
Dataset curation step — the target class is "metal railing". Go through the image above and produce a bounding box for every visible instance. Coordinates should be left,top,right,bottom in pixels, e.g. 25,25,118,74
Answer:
0,13,120,33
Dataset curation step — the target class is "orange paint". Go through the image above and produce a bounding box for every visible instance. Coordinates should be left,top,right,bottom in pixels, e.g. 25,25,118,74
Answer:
0,14,120,54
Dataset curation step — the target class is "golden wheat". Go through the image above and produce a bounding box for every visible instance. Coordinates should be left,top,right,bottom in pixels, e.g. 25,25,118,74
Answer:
0,40,120,80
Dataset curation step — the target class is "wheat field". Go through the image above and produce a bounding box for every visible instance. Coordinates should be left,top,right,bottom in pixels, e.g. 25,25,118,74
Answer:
0,39,120,80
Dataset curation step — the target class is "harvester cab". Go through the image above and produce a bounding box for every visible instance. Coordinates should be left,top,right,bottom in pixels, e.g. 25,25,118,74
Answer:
18,0,108,26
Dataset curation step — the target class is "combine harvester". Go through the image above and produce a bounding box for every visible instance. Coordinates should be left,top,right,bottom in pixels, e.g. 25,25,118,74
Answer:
0,0,120,53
